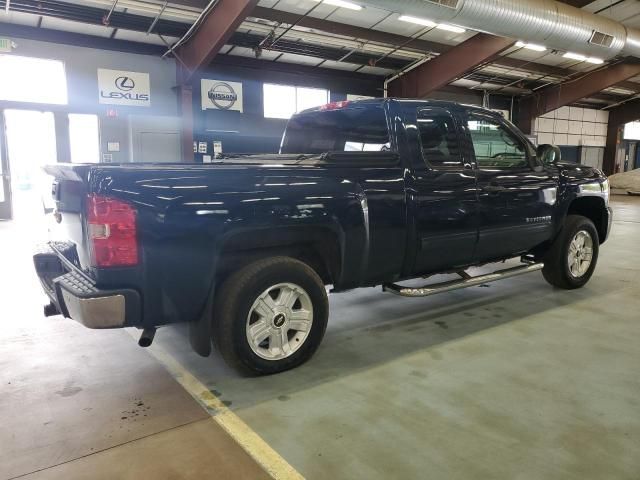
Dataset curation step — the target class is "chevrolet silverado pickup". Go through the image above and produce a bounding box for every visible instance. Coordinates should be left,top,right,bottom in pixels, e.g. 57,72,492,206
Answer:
34,99,612,374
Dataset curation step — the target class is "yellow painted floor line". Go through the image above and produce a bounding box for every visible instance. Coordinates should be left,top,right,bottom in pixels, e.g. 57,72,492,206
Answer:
127,330,304,480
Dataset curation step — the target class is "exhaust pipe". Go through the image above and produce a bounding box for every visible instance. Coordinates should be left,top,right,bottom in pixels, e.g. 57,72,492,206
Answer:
138,327,156,347
43,302,60,317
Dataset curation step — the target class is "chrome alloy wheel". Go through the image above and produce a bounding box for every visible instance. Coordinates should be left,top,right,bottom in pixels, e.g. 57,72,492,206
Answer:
567,230,594,278
246,283,314,361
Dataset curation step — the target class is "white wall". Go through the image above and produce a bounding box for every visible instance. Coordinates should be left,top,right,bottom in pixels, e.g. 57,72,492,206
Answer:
0,37,178,116
532,106,609,147
0,37,180,162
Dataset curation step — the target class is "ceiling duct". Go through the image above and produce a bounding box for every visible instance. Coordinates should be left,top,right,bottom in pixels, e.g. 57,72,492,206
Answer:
357,0,640,59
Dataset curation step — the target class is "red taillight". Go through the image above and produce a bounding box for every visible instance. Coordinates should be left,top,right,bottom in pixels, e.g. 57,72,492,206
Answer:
86,194,138,267
319,101,350,111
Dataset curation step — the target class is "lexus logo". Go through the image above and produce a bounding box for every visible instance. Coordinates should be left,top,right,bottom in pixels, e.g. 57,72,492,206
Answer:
115,76,135,91
208,82,238,110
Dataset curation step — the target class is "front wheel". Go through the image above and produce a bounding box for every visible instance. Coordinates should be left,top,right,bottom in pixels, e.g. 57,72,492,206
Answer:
542,214,599,289
212,257,328,375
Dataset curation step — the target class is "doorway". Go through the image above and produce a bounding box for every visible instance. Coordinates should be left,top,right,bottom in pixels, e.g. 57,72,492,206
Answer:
1,109,57,222
0,113,10,220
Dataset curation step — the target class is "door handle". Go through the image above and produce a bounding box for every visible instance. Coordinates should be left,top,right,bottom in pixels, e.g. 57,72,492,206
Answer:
483,185,506,193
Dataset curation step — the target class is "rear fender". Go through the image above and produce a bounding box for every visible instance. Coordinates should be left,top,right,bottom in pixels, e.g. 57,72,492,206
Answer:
215,224,346,286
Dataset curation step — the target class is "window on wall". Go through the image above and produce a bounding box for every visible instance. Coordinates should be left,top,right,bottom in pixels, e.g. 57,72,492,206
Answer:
263,84,329,119
0,55,68,104
69,114,100,163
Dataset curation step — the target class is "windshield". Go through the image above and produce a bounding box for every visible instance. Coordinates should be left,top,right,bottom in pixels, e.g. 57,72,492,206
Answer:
280,106,391,154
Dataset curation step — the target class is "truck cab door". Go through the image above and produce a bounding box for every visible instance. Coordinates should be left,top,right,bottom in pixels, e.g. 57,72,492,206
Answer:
405,106,478,276
464,111,558,262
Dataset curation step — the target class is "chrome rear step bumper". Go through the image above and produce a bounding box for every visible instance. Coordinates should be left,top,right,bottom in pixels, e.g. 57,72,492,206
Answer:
33,242,141,329
383,262,544,298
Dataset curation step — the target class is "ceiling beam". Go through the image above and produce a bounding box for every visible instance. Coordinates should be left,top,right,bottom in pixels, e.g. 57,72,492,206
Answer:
251,6,446,55
176,0,258,82
388,34,515,98
495,57,640,92
227,31,407,70
0,21,166,56
250,6,640,92
516,62,640,133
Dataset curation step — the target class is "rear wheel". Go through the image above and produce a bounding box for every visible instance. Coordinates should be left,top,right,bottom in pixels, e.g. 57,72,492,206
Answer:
542,215,599,289
212,257,328,375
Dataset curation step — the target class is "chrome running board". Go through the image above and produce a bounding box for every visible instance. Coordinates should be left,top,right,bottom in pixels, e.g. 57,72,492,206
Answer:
383,262,544,298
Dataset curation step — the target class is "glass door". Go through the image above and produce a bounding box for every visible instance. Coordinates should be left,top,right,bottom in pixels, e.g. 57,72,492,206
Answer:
4,110,57,223
0,112,12,220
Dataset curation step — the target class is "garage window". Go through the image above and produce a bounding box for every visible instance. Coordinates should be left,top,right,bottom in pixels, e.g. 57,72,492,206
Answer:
0,55,67,105
263,84,329,119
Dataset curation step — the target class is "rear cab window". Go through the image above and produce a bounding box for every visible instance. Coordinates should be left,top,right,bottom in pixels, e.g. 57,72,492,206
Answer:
280,104,392,155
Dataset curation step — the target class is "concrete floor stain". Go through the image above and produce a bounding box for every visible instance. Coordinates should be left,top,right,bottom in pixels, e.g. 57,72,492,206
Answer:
55,385,82,397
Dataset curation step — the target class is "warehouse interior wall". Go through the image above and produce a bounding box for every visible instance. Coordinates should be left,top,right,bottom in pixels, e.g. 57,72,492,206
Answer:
532,106,610,168
191,61,384,157
0,36,178,163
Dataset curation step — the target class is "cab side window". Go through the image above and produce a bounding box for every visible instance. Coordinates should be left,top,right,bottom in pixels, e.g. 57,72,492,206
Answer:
417,109,463,168
467,115,528,168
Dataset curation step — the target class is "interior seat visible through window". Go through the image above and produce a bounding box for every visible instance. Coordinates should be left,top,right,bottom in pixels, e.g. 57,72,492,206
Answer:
416,108,462,168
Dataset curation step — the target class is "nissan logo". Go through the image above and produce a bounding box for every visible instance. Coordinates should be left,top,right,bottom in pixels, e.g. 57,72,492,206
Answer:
208,82,238,110
115,76,135,91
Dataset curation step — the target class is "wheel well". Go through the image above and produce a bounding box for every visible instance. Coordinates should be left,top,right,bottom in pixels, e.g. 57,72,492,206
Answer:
215,229,341,286
567,197,607,243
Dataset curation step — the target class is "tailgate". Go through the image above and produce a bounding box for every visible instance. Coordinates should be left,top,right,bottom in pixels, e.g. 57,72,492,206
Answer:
44,164,93,269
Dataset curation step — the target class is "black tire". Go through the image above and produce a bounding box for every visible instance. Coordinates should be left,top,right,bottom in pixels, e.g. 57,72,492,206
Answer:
212,256,328,375
542,214,599,289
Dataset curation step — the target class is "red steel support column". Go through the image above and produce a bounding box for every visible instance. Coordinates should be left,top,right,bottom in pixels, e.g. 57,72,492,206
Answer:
516,62,640,134
177,0,258,81
174,0,257,161
387,33,515,99
179,83,194,163
603,99,640,175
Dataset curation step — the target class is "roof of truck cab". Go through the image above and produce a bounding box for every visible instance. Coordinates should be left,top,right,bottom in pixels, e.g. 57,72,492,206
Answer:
299,98,498,115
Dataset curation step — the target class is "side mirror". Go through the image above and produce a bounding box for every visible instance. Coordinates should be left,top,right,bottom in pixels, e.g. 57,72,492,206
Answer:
537,144,561,165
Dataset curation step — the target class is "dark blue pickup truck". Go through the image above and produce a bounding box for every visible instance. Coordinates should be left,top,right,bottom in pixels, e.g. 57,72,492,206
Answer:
34,99,612,374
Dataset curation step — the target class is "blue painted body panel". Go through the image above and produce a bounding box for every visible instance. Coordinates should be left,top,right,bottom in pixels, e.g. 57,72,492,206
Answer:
45,99,610,330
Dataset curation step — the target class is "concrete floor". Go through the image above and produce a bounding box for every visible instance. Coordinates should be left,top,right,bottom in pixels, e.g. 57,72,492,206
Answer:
1,196,639,480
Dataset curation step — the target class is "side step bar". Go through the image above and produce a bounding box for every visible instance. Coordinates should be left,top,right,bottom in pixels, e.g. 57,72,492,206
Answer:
383,262,544,298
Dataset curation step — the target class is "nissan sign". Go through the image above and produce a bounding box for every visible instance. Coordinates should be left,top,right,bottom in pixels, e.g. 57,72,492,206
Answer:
201,79,243,112
98,69,151,107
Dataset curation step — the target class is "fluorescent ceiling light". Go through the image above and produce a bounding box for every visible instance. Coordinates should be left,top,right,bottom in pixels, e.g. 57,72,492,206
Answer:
563,52,604,64
436,24,466,33
563,52,587,62
317,0,362,10
399,15,465,32
398,15,437,27
515,41,546,52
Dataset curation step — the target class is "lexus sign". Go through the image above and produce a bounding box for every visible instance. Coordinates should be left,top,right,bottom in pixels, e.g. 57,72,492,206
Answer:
98,69,151,107
201,79,243,112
